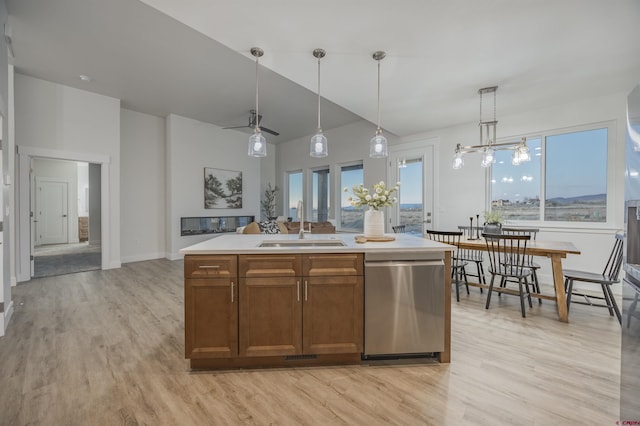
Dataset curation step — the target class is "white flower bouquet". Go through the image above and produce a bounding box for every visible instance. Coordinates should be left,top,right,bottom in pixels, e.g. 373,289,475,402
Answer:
344,181,400,211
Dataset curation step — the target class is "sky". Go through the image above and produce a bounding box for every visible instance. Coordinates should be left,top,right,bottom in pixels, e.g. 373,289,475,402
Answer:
491,128,608,202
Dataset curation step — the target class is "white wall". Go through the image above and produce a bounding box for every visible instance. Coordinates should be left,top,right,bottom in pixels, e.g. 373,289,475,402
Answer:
32,158,80,243
401,91,628,284
275,120,398,222
77,162,88,217
14,74,121,278
120,109,166,263
166,114,263,259
0,0,12,334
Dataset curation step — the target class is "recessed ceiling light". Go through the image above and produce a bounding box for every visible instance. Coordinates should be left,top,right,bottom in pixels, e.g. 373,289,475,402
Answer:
79,74,91,82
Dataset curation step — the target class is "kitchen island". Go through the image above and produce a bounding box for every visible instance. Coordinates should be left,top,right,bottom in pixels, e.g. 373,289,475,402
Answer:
180,233,453,370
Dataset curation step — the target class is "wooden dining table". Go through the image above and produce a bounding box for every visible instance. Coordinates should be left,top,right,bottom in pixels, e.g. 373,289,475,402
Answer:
457,237,581,322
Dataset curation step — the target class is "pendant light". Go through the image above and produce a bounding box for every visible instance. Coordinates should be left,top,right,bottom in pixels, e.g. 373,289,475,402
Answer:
310,48,328,157
452,86,531,168
248,47,267,157
370,51,388,158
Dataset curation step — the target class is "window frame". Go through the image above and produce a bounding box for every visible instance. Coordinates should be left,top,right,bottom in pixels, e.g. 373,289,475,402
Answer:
308,165,331,223
487,120,616,230
335,160,365,233
285,169,303,221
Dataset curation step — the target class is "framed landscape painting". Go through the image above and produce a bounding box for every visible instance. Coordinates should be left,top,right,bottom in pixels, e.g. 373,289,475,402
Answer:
204,167,243,209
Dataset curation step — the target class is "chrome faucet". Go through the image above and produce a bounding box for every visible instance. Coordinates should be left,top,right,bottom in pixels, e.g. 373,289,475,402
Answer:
297,200,310,239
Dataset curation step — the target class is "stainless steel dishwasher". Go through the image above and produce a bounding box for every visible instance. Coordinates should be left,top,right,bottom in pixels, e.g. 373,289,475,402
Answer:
363,251,445,358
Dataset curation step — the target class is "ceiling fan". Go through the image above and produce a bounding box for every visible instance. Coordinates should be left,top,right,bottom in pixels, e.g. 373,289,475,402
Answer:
223,109,280,136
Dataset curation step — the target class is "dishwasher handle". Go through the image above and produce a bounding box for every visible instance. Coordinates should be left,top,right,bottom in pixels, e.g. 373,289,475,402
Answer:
365,260,444,268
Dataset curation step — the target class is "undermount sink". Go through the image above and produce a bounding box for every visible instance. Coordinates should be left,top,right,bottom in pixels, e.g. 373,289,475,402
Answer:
258,239,346,248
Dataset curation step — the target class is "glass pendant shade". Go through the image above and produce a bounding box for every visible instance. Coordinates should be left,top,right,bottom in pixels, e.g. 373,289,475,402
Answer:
518,144,531,162
310,48,328,158
370,51,388,158
511,149,521,165
248,130,267,157
370,131,388,158
248,47,267,158
452,152,464,170
310,132,328,157
481,147,495,167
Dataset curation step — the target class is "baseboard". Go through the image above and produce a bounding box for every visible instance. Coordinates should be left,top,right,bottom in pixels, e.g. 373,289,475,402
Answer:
105,260,121,270
2,300,14,335
166,252,183,261
11,276,17,287
121,252,165,264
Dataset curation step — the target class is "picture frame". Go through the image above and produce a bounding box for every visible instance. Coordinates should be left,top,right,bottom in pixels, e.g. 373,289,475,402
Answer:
204,167,243,209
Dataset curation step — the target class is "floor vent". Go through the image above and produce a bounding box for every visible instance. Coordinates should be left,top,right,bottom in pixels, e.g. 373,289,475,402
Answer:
285,354,318,361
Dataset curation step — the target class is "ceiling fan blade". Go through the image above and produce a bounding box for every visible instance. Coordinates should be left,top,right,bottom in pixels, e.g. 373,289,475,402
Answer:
260,126,280,136
223,125,249,130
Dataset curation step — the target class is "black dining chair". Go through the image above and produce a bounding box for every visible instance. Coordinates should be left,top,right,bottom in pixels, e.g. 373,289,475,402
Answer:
502,227,542,303
392,225,406,233
427,230,468,302
457,225,486,290
564,234,624,324
483,233,533,317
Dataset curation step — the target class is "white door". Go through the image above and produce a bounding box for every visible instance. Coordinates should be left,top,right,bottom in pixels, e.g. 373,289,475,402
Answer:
388,143,435,235
36,177,69,245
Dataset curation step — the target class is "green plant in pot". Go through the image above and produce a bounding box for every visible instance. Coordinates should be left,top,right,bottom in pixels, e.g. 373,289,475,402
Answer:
483,210,504,234
261,182,279,220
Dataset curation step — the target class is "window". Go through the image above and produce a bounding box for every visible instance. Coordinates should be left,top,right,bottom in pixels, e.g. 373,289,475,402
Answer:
340,163,364,231
490,125,609,224
312,168,330,222
491,137,542,221
287,170,303,220
398,157,423,233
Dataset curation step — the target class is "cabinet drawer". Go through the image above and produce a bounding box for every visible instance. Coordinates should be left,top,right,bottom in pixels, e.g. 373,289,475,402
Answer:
239,255,301,278
185,255,237,278
302,253,363,276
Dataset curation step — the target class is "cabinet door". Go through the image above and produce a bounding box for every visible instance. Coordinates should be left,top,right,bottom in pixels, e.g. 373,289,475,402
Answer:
302,253,363,276
239,254,301,278
239,277,302,357
303,275,363,355
185,277,238,359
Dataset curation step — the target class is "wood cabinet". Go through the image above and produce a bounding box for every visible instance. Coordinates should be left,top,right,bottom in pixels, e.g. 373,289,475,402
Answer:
78,217,89,242
184,255,238,359
184,252,364,368
239,255,302,357
302,253,363,354
238,253,363,357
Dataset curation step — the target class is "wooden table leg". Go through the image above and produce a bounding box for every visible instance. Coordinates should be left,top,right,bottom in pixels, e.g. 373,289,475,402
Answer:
438,250,452,363
549,254,569,322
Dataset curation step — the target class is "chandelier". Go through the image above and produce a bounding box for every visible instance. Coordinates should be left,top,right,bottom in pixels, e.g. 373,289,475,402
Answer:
452,86,530,169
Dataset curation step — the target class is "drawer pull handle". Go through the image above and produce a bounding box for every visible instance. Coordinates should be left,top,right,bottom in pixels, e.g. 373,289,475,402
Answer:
231,281,234,303
198,265,220,269
297,281,300,302
305,280,308,302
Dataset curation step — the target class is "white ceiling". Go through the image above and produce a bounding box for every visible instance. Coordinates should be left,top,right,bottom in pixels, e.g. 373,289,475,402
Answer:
7,0,640,143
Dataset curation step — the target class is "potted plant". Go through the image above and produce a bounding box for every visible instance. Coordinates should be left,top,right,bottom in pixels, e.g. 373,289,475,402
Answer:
483,210,504,234
261,182,279,220
344,181,400,238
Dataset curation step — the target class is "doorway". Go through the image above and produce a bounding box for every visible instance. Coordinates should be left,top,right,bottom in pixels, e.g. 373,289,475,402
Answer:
31,158,101,278
388,141,436,235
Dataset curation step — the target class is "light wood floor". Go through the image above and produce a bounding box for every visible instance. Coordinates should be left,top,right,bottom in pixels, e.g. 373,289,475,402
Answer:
0,259,621,425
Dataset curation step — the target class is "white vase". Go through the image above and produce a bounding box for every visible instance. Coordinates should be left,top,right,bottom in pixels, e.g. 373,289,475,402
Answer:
364,208,385,238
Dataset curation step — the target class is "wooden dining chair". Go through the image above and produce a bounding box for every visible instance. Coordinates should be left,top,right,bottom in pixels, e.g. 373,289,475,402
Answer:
483,233,533,317
427,230,468,302
564,234,624,324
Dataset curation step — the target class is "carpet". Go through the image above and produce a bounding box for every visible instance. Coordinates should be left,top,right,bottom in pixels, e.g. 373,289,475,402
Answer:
34,251,102,278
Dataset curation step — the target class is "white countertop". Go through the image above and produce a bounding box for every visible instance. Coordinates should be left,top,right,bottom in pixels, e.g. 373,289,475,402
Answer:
180,233,453,255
